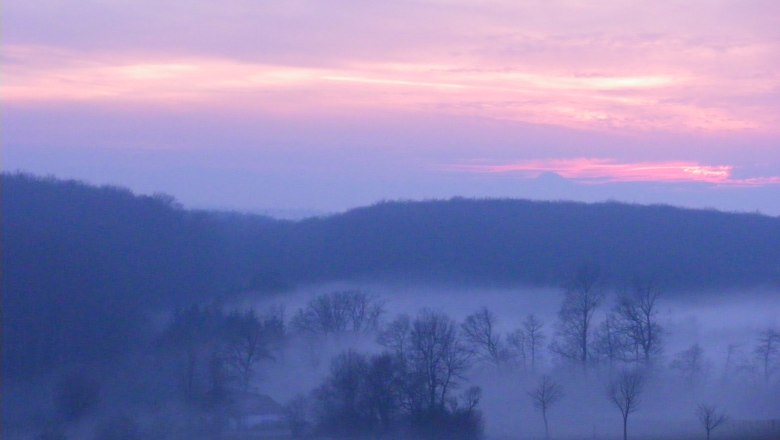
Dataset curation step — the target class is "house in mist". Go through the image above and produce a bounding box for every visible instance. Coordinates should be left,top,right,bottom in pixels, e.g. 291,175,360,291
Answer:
228,393,290,439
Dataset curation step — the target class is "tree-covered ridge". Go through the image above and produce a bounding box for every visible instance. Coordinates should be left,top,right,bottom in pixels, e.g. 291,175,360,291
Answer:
4,173,780,439
4,172,780,379
266,197,780,288
3,173,227,378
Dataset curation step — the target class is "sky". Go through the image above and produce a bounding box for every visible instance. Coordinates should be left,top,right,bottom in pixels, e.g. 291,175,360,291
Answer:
3,0,780,216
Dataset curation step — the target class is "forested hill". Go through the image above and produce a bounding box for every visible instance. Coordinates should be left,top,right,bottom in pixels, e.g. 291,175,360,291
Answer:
260,197,780,288
3,174,231,378
4,172,780,378
6,172,780,297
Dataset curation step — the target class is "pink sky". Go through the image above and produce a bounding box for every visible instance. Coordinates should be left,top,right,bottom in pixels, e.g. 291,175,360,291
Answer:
3,0,780,213
445,158,780,185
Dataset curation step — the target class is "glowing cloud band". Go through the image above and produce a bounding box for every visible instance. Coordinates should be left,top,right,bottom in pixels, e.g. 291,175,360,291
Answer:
446,158,780,186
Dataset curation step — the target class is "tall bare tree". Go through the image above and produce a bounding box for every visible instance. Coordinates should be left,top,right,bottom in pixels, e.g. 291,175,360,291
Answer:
223,307,285,392
378,314,411,355
412,310,473,411
607,369,644,440
523,314,546,371
161,304,225,403
312,350,370,437
528,375,563,440
696,404,727,440
462,307,504,365
506,328,527,370
593,313,631,367
754,328,780,383
380,310,473,412
551,264,604,365
670,344,707,387
614,277,663,365
722,343,740,383
364,352,405,432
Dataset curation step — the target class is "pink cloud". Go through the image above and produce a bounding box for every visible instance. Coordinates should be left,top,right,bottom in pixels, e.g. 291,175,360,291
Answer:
445,158,780,186
3,1,780,134
3,44,774,133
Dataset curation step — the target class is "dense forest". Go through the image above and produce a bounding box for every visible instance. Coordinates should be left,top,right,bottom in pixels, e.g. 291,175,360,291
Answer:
264,196,780,287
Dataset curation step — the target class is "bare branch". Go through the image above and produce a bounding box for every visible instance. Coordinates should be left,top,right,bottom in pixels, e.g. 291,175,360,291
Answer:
607,368,644,440
462,307,504,365
696,403,728,440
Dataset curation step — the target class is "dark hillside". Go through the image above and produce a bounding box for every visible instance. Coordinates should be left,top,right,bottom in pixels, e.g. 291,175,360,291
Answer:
4,173,780,379
2,174,229,378
262,198,780,288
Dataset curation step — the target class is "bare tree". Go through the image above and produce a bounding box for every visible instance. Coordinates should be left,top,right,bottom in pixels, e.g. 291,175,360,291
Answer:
670,344,707,387
551,264,604,365
162,304,286,409
696,404,727,440
381,310,473,412
614,277,663,365
593,313,631,367
259,304,287,356
722,343,739,382
523,314,546,371
754,328,780,384
459,386,482,415
462,307,504,365
292,290,384,335
528,375,563,440
411,310,473,411
506,328,527,370
364,352,405,432
378,314,411,355
223,309,283,392
161,304,225,403
607,369,644,440
312,350,371,437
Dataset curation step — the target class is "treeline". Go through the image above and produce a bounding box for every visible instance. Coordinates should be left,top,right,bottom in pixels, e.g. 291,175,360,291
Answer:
10,172,780,293
291,294,484,440
24,292,485,440
4,174,226,379
283,282,778,440
3,174,291,380
26,286,780,440
5,172,780,383
262,197,780,288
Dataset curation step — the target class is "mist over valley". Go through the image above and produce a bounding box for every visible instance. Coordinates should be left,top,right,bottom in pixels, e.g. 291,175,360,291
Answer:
3,173,779,440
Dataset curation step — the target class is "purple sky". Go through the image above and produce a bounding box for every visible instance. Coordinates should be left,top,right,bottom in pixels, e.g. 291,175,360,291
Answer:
3,0,780,215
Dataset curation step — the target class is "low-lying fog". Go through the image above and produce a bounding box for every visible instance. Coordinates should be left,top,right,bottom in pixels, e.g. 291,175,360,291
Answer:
238,282,780,439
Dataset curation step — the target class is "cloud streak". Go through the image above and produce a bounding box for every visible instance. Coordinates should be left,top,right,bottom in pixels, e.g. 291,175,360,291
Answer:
4,44,775,132
445,158,780,186
3,0,780,134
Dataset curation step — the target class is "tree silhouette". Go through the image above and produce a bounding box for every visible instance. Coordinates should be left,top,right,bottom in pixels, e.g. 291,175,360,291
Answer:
551,264,604,365
614,277,663,364
292,291,384,335
528,375,563,440
462,307,504,365
523,314,546,371
607,369,644,440
696,404,727,440
754,328,780,384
